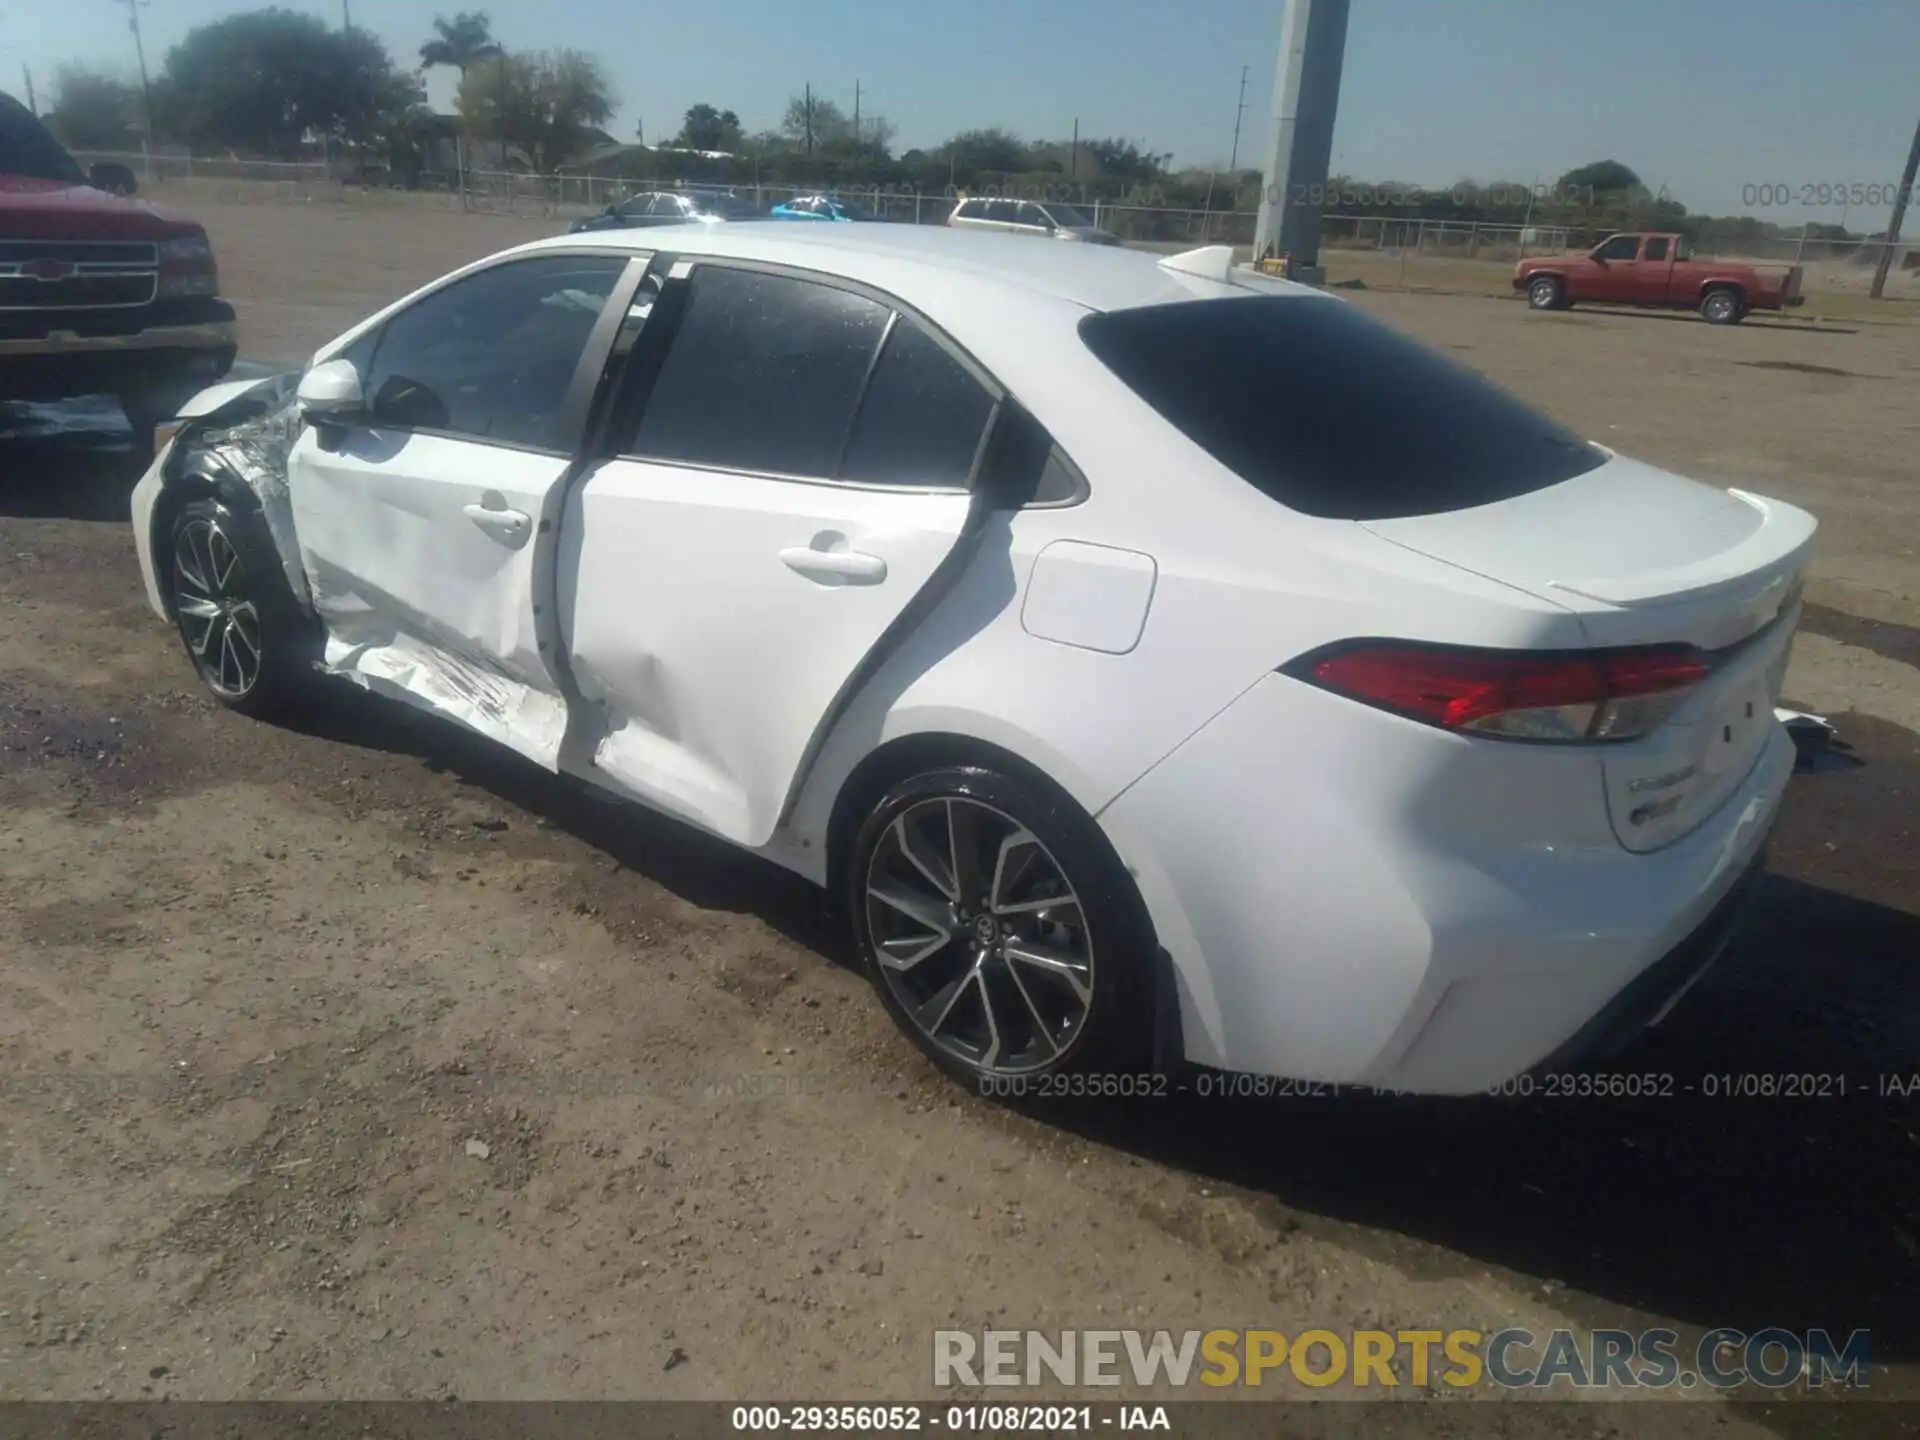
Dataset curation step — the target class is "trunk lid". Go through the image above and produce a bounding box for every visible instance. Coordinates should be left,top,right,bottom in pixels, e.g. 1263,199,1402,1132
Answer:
1364,453,1816,852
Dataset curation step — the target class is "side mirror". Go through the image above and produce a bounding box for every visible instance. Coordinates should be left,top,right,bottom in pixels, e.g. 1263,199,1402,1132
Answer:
89,162,138,197
297,359,365,424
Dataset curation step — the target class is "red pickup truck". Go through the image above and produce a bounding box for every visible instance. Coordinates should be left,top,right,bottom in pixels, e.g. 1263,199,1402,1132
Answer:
1515,231,1804,324
1,90,234,447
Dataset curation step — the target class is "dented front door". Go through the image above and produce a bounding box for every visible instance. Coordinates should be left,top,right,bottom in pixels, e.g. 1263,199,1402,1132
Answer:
286,251,643,769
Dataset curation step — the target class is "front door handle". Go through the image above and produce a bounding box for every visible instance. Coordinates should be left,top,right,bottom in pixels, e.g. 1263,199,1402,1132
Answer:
779,546,887,584
463,502,530,538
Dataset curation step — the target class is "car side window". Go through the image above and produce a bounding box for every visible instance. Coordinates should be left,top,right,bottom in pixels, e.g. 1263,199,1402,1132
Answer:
626,266,891,477
956,199,984,220
840,319,995,488
1015,202,1050,229
1596,235,1641,261
615,194,649,219
360,254,627,451
1642,236,1669,261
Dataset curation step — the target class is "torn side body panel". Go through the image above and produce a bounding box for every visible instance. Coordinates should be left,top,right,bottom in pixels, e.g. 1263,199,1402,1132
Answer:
190,375,311,609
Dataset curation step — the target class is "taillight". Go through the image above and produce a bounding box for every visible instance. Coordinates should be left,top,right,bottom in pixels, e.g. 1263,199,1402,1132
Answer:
1292,642,1713,742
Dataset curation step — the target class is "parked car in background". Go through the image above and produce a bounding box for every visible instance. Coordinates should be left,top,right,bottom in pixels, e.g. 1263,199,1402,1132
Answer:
948,197,1122,246
570,190,758,234
770,195,875,222
1515,232,1804,323
0,90,235,447
129,227,1811,1098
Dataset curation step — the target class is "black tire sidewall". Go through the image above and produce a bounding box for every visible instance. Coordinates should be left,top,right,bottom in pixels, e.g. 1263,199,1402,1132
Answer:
166,496,314,718
847,764,1158,1087
1702,290,1741,323
1528,277,1561,309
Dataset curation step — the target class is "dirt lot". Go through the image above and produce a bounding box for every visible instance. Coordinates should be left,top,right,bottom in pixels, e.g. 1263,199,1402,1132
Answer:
2,199,1918,1432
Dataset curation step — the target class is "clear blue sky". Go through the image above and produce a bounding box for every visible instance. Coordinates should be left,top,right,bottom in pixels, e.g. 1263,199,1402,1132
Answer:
4,0,1916,225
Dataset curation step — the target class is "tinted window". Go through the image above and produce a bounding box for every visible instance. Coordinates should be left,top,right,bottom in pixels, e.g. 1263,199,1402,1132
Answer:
956,199,985,219
1079,297,1605,521
1042,203,1093,227
1015,202,1050,228
1596,234,1641,261
1642,236,1670,261
363,255,626,450
841,320,994,487
629,267,890,476
614,194,651,219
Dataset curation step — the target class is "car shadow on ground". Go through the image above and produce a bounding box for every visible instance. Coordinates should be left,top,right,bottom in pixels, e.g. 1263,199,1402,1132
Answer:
0,405,146,523
271,683,851,962
1031,712,1920,1361
1561,307,1861,336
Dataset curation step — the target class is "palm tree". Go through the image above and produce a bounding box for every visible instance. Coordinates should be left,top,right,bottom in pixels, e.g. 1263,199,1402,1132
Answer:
419,12,501,76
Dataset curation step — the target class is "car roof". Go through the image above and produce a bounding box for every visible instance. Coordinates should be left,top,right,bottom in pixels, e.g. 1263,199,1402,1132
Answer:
523,222,1320,317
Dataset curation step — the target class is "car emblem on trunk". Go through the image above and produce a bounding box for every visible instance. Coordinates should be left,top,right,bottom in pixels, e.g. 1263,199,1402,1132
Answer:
20,258,77,281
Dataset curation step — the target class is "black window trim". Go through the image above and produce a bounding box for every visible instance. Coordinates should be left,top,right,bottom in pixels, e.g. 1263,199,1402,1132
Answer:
341,246,652,459
609,254,1062,500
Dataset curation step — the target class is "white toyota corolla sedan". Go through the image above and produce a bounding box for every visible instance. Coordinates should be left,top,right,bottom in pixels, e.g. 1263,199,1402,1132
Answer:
130,224,1813,1095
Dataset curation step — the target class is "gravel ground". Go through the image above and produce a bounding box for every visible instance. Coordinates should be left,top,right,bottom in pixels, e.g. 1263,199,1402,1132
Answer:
1,199,1916,1435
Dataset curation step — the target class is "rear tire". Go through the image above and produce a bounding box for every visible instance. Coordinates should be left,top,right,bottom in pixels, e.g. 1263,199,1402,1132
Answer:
848,765,1158,1090
1700,287,1744,324
165,496,316,720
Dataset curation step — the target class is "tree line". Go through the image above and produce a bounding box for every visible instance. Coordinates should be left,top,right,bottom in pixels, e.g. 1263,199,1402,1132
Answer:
29,13,1889,247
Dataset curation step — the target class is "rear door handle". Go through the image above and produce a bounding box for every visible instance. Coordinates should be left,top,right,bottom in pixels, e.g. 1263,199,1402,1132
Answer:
463,502,530,538
779,546,887,584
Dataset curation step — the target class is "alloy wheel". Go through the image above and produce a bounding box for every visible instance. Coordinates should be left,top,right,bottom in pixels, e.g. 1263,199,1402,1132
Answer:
865,796,1095,1075
173,517,262,699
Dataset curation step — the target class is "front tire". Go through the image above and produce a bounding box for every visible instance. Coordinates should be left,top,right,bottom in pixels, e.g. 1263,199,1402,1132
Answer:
166,496,315,719
848,765,1157,1087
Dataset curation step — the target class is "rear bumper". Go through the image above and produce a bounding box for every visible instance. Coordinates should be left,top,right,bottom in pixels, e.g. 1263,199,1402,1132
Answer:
0,309,237,402
1097,671,1796,1095
1527,844,1768,1073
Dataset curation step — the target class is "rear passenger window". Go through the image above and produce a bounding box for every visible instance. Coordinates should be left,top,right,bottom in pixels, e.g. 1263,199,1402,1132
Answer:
840,320,994,487
1642,236,1669,261
628,267,890,477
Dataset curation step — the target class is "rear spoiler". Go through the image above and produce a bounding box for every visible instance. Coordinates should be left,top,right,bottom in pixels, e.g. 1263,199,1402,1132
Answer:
1547,490,1817,607
1158,245,1327,297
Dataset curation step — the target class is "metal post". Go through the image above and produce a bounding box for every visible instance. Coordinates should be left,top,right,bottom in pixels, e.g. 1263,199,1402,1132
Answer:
1070,118,1078,180
805,82,813,159
1870,112,1920,300
1251,0,1351,282
22,65,36,114
1229,65,1249,173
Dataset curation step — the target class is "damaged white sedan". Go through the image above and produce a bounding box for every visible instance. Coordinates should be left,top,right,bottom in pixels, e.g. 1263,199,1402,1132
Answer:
131,225,1814,1094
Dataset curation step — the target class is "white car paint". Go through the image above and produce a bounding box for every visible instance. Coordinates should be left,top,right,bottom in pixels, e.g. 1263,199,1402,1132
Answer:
129,223,1815,1093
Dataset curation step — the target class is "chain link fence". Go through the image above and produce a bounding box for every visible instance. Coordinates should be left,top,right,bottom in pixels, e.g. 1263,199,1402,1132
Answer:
68,151,1919,301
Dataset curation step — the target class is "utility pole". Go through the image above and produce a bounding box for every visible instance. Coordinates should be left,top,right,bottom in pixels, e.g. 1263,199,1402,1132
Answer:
804,82,813,159
342,0,355,164
1228,64,1249,172
111,0,158,170
22,64,35,115
1070,117,1078,180
853,79,860,155
1870,111,1920,301
1252,0,1351,281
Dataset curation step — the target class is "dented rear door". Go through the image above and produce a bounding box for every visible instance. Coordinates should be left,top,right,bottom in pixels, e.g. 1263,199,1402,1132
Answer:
557,262,993,847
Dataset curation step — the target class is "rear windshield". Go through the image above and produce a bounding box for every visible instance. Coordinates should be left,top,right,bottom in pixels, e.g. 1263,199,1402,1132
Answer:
1078,296,1605,520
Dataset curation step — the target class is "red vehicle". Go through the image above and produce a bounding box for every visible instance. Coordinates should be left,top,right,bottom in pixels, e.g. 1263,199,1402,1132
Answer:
1515,231,1804,324
1,91,234,446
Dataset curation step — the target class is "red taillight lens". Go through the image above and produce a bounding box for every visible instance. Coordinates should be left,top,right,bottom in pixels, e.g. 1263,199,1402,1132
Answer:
1300,643,1711,742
